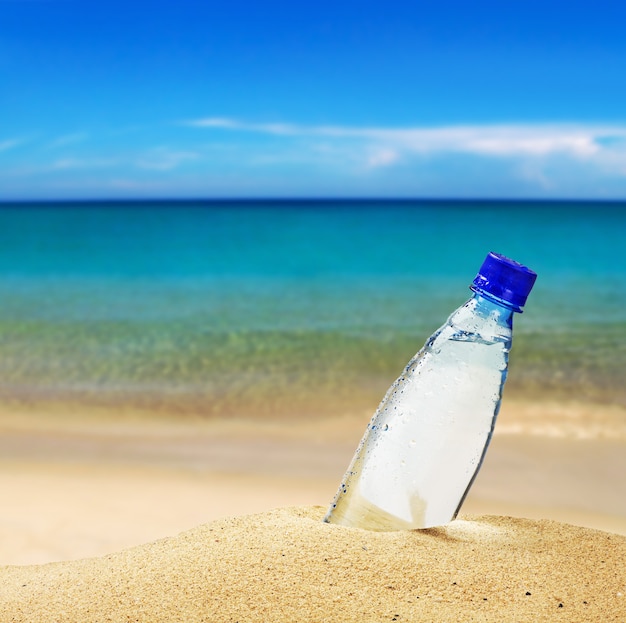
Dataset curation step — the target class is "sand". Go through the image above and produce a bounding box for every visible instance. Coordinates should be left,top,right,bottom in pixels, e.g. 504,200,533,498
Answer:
1,506,625,622
1,399,626,566
0,399,625,619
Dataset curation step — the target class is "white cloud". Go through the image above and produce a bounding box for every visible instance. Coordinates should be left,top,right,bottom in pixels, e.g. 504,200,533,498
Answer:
189,117,241,129
187,117,626,161
186,117,301,136
366,147,400,168
135,148,200,171
5,118,626,198
356,125,605,158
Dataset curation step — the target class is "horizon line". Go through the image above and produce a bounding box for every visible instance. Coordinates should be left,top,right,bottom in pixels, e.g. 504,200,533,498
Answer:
1,196,626,206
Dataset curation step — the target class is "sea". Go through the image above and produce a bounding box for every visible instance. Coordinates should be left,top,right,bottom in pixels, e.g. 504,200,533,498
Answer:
0,200,624,420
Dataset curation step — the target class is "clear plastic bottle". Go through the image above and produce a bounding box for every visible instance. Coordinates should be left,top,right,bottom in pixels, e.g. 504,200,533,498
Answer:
324,252,537,530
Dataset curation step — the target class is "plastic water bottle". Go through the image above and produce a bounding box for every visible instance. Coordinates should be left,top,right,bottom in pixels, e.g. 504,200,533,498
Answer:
324,252,537,530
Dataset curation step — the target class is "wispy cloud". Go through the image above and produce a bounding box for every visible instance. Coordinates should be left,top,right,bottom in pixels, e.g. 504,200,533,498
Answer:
46,133,89,149
135,148,200,171
49,157,119,170
366,147,400,168
186,117,626,162
368,125,602,158
20,147,198,175
4,119,626,198
187,118,301,136
0,138,24,152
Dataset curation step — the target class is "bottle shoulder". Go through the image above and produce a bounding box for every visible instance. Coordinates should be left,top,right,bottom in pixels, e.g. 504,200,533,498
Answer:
445,295,513,342
406,297,512,369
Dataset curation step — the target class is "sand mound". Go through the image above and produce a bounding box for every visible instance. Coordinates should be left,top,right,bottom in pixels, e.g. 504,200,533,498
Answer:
1,506,625,622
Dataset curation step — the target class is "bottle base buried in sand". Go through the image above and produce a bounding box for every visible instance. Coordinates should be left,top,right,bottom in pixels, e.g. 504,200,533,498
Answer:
323,252,537,531
327,488,429,531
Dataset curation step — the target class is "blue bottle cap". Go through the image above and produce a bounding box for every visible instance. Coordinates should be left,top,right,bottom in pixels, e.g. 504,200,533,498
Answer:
470,252,537,312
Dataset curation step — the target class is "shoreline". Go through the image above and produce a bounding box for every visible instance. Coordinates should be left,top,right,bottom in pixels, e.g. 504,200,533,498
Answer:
2,396,625,438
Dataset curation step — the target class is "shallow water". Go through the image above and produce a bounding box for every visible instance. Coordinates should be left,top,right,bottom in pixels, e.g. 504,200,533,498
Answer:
0,200,624,416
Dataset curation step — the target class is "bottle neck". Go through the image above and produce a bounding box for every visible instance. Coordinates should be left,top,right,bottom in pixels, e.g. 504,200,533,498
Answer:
467,292,515,331
470,285,524,314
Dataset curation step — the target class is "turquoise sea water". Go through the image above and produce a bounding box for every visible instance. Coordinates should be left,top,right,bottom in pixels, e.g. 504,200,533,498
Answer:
0,200,624,418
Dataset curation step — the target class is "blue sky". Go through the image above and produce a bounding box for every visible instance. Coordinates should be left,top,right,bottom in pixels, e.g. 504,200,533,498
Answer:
2,0,626,200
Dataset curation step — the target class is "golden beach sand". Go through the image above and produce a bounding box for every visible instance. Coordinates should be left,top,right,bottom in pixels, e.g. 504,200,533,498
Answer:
0,399,625,620
1,506,625,622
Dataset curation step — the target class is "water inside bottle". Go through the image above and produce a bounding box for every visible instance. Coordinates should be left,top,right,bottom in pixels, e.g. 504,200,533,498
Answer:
325,296,513,529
